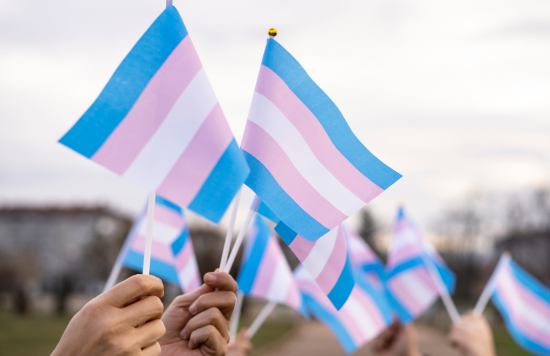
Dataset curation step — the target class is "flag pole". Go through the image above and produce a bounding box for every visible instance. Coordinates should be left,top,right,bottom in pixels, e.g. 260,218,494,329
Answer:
223,196,261,273
143,191,156,275
246,302,277,340
229,291,245,342
166,0,173,6
473,252,511,316
220,189,242,271
423,255,461,324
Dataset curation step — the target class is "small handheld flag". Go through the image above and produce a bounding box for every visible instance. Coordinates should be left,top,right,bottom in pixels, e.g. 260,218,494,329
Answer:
237,215,305,313
343,226,385,290
277,222,355,310
295,266,392,354
59,5,249,224
476,254,550,355
241,37,401,242
106,196,201,293
385,207,456,324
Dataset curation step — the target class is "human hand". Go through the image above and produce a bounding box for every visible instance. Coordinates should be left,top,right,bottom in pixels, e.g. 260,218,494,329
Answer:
51,274,165,356
227,329,252,356
159,272,238,356
371,320,421,356
449,312,496,356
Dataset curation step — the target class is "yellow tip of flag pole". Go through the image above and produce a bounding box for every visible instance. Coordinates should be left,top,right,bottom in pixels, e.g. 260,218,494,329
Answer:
268,28,277,37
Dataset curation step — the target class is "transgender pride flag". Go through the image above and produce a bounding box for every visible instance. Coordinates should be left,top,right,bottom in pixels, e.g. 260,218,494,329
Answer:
295,265,392,354
237,215,305,314
344,226,385,290
241,38,401,242
60,6,249,223
489,254,550,355
120,196,201,293
385,207,455,324
277,223,355,310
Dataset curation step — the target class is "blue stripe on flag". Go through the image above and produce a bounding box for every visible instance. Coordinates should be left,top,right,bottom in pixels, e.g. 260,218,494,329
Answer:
261,39,402,190
362,263,385,279
257,201,280,224
386,257,455,293
354,270,393,325
275,221,298,245
327,255,355,310
188,139,250,223
302,294,357,354
59,6,188,158
171,227,190,256
123,250,180,286
509,260,550,304
243,151,330,241
492,292,550,355
155,195,183,214
236,219,271,293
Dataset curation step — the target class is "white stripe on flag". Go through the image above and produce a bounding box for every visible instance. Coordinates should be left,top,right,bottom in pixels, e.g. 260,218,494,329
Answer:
248,92,365,216
302,226,340,279
178,255,199,288
390,229,418,252
123,69,218,190
341,292,378,340
137,219,181,244
266,257,292,303
499,271,550,333
392,268,436,313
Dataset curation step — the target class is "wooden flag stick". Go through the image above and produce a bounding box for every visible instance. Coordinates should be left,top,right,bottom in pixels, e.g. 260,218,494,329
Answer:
247,302,277,340
423,255,461,324
223,196,261,273
473,252,511,316
229,291,245,342
143,191,156,275
219,190,242,271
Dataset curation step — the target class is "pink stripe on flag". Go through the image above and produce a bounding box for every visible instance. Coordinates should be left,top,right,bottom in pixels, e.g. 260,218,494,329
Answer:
185,272,202,292
337,300,365,345
242,121,346,229
315,226,348,294
507,272,550,321
132,234,174,264
255,65,384,201
289,235,316,261
496,283,550,348
154,205,184,229
284,286,302,311
157,103,234,208
251,239,280,297
92,36,202,174
173,239,194,271
388,244,423,267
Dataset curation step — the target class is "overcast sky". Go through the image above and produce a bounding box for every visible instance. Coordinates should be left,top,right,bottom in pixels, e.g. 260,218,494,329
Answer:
1,0,549,232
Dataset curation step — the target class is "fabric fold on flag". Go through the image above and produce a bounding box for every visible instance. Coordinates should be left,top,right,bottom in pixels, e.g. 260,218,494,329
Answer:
237,215,306,315
59,5,249,223
385,207,455,324
343,226,385,290
489,255,550,355
277,222,355,310
242,38,401,242
122,196,201,293
295,265,392,354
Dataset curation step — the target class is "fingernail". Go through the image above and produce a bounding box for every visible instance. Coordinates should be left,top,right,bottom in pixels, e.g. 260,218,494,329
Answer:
205,273,216,284
189,303,197,315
